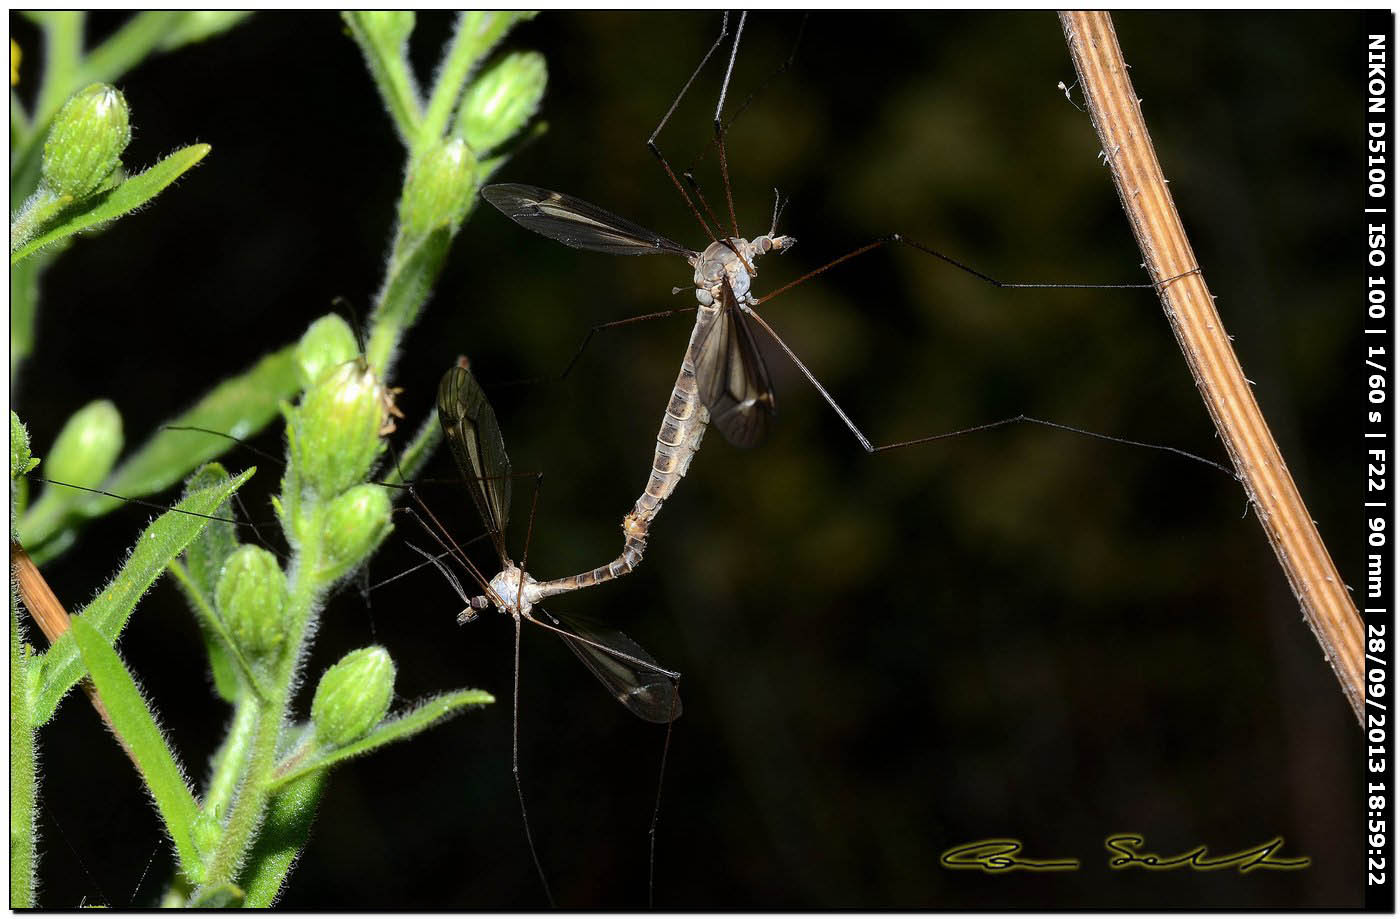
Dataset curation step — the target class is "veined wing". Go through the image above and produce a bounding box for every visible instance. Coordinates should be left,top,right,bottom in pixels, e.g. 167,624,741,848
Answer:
693,279,776,448
436,361,511,563
482,183,695,258
549,612,682,724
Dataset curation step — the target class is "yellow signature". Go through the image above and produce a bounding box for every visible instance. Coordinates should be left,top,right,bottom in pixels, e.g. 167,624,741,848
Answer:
939,835,1310,874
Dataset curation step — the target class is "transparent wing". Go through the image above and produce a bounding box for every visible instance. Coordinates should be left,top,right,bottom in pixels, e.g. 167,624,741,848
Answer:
548,612,682,724
482,183,695,258
436,361,511,562
694,280,776,448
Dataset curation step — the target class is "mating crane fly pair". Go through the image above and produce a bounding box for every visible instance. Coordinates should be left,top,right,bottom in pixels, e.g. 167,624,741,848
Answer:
436,17,1184,727
432,173,805,726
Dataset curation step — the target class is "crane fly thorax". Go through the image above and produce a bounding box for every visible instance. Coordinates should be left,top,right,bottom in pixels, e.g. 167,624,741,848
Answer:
488,562,542,617
690,234,796,307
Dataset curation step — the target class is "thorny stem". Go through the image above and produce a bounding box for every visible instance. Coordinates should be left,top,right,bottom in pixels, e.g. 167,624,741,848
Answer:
1058,11,1364,723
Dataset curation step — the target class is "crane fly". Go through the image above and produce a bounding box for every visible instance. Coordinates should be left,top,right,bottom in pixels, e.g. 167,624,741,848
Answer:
417,358,683,904
481,182,787,594
431,358,682,723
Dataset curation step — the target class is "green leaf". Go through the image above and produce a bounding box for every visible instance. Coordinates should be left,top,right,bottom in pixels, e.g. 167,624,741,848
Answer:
178,463,240,612
69,617,200,879
168,560,249,703
266,689,493,791
173,463,246,702
187,881,245,908
99,346,297,504
156,12,252,52
11,143,210,265
239,768,326,907
31,468,255,724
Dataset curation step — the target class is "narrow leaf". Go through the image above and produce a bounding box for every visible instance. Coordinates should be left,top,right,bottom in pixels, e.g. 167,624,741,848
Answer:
32,468,255,724
69,617,200,877
11,144,210,265
239,769,327,907
98,345,298,505
266,689,493,791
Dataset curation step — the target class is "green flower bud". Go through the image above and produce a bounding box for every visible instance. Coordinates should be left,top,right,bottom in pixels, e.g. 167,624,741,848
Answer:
457,51,547,154
45,400,122,489
311,646,396,747
215,545,288,660
41,83,131,199
289,362,387,500
295,314,359,390
11,411,39,480
398,138,478,241
318,484,393,582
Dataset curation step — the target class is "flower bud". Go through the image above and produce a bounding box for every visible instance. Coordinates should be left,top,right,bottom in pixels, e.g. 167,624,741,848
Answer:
457,51,547,154
45,399,122,489
318,483,394,582
289,362,387,500
41,83,131,199
216,545,288,660
11,411,39,480
398,138,478,241
295,314,359,390
311,646,396,747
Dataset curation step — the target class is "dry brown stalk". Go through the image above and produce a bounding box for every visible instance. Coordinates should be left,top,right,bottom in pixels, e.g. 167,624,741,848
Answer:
1058,10,1364,724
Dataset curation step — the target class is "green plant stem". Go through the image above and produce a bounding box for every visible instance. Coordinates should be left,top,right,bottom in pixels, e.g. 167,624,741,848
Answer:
10,187,70,255
82,12,182,87
33,12,83,133
202,530,326,889
202,681,281,885
366,228,452,378
10,600,37,908
10,250,48,376
343,13,422,147
204,698,258,821
418,13,477,150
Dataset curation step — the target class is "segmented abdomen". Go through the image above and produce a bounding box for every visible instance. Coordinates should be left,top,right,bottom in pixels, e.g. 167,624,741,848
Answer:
530,308,716,601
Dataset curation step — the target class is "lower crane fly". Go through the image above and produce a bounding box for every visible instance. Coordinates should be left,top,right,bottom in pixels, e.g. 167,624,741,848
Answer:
429,358,682,723
417,360,682,902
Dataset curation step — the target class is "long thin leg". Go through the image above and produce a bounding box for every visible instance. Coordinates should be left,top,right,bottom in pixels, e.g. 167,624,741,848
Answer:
487,306,697,390
647,12,733,247
737,302,1236,477
711,10,747,243
685,14,808,175
648,683,681,909
756,233,1197,309
512,613,555,907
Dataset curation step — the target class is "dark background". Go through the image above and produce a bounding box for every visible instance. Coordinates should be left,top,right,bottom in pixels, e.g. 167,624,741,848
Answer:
11,11,1372,908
